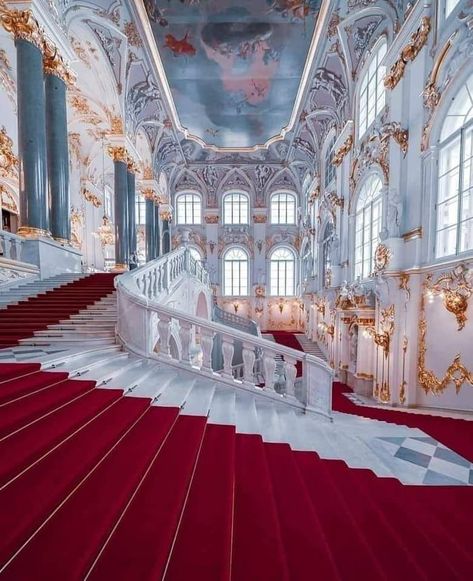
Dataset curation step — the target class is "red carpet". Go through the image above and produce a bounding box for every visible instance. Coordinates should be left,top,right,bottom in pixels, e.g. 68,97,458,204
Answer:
0,273,116,347
0,355,473,577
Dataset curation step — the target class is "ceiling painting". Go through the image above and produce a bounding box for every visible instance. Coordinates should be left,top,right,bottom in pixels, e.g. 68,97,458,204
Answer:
144,0,322,149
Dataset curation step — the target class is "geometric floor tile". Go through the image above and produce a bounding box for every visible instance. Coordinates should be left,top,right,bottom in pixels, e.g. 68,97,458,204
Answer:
377,436,473,486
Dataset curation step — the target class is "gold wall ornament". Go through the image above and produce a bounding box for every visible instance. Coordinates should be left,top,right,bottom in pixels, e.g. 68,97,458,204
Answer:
160,209,172,222
110,115,124,135
204,214,219,224
399,273,410,294
399,335,408,405
402,226,423,241
93,215,114,247
123,21,142,48
326,191,344,210
107,145,127,163
0,185,18,213
42,40,75,85
142,165,153,180
331,134,353,167
0,5,44,50
384,16,431,90
81,188,102,208
308,185,320,205
141,188,155,201
253,214,267,223
425,264,472,331
0,125,18,178
366,305,395,357
372,243,392,275
418,296,473,395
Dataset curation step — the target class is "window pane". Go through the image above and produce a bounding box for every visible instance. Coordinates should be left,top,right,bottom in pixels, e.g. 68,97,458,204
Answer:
358,41,386,139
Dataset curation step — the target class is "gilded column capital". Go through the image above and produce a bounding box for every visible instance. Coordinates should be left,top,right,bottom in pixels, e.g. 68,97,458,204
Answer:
107,145,127,163
160,208,173,222
43,40,75,86
0,5,44,50
126,155,139,174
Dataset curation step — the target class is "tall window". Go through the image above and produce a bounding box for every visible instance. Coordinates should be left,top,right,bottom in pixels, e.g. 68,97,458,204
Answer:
354,175,383,279
324,134,337,187
223,192,249,225
223,247,249,296
436,74,473,258
358,41,387,139
270,247,295,296
135,194,146,225
271,192,296,224
445,0,460,18
322,222,334,287
176,193,201,225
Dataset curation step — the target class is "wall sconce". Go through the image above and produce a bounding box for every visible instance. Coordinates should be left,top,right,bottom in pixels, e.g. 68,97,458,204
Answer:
233,302,239,314
278,300,285,314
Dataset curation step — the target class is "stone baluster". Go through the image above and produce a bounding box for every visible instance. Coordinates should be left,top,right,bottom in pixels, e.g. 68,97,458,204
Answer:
157,314,171,357
284,356,298,397
242,342,256,384
179,321,193,365
200,328,214,372
222,336,235,379
263,350,277,390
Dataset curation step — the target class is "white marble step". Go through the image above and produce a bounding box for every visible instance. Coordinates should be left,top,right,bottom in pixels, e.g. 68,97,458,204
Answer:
47,323,116,331
79,354,139,384
127,366,178,400
208,388,236,426
33,329,115,338
154,375,197,408
181,381,216,416
235,390,260,434
19,336,114,346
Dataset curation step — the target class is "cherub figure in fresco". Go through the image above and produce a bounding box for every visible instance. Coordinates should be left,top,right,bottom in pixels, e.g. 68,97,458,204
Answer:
164,32,196,57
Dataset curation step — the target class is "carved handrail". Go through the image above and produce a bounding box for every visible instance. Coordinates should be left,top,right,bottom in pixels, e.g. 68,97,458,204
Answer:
116,248,333,419
213,304,260,337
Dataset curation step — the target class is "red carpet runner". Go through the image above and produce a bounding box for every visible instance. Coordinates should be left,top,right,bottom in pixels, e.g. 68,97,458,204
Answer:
1,361,473,579
0,273,116,347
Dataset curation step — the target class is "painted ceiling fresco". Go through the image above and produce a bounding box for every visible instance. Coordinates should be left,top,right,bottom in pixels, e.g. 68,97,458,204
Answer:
144,0,322,149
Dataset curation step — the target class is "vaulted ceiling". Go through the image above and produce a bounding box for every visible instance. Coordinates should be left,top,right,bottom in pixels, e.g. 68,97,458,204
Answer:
144,0,323,150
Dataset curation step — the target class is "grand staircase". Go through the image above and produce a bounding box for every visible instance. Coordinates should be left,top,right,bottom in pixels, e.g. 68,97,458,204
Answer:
0,272,473,578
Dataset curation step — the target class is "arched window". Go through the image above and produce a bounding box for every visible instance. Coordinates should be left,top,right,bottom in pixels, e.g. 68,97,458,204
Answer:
354,175,383,279
270,247,296,296
324,134,337,187
322,222,334,287
223,247,249,296
358,40,387,140
435,74,473,258
223,192,249,225
270,192,296,225
176,193,201,225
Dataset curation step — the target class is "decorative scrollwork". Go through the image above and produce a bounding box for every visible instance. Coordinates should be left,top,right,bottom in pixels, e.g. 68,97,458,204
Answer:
81,188,102,208
331,134,353,167
0,126,18,178
384,17,431,90
372,243,392,275
425,264,472,331
366,305,394,358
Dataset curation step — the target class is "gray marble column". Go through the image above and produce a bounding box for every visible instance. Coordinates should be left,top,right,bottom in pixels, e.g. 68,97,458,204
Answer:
162,218,171,255
145,196,155,262
112,154,129,269
127,170,136,256
16,38,49,236
45,70,70,243
154,204,161,258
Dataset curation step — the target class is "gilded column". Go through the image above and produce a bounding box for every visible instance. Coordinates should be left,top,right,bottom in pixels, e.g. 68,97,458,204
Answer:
160,205,172,255
1,9,49,236
109,147,129,270
43,43,73,244
127,162,137,257
154,202,161,258
143,189,155,262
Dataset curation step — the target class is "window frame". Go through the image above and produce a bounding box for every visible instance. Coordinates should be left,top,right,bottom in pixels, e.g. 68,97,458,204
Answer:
222,246,249,297
324,133,337,188
357,39,387,141
269,246,296,297
223,191,250,225
270,191,297,225
135,193,146,226
353,175,383,281
176,192,202,225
